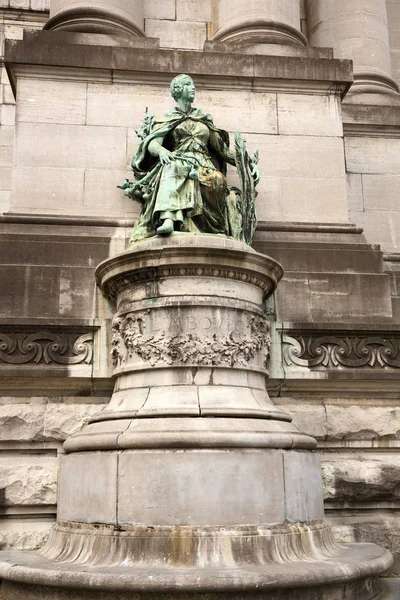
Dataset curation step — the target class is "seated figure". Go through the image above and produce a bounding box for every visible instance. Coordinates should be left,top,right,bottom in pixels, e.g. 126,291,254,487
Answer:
120,74,260,245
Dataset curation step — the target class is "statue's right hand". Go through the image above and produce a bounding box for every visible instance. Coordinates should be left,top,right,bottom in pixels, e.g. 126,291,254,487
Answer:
158,148,174,165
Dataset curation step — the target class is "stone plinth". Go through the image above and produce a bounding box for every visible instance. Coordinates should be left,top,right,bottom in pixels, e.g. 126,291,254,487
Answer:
0,235,393,599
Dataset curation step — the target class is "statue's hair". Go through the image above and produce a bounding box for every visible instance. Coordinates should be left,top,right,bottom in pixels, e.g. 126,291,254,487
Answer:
170,74,194,100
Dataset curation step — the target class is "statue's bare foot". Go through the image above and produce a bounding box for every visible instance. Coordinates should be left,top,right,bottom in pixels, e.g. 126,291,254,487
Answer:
157,219,174,235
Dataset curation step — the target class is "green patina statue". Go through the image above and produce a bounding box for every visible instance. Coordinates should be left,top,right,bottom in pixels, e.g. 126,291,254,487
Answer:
119,74,260,245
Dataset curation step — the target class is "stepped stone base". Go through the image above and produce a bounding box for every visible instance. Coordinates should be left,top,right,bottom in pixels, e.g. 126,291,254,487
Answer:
0,543,392,600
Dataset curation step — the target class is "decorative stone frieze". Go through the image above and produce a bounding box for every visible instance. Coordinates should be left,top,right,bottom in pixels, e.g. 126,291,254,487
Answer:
283,333,400,369
111,310,271,369
104,265,273,300
0,331,93,366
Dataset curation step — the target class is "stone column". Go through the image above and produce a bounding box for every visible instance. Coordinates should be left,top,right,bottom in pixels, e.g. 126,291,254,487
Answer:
44,0,144,39
306,0,399,98
211,0,307,52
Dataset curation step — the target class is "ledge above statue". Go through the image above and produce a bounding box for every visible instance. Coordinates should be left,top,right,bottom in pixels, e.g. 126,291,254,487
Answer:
4,31,353,98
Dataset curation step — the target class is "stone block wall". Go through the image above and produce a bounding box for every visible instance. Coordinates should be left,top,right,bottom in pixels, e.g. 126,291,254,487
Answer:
275,391,400,575
346,130,400,252
6,49,350,225
0,397,105,551
144,0,209,50
0,2,48,214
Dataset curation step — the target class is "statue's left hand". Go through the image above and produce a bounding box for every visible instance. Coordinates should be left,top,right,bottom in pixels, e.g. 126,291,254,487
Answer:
251,163,260,186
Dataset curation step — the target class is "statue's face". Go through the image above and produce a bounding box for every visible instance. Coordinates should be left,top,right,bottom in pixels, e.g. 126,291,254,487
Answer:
178,78,196,103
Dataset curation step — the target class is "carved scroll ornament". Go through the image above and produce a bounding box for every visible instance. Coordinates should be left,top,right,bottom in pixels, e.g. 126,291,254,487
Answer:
283,334,400,369
0,332,93,365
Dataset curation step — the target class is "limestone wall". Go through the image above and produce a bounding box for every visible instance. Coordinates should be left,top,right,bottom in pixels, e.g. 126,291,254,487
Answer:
7,72,348,224
274,389,400,576
342,0,400,253
0,3,47,214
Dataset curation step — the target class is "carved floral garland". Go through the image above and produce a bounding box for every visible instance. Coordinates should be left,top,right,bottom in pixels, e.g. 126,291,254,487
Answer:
111,312,270,368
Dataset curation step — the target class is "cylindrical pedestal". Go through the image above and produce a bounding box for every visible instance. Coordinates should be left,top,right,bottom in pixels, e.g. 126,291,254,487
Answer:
211,0,307,54
0,236,393,599
44,0,144,40
306,0,399,99
56,235,325,552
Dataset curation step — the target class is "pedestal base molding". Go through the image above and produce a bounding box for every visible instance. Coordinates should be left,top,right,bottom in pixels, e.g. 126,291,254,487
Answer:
0,543,392,600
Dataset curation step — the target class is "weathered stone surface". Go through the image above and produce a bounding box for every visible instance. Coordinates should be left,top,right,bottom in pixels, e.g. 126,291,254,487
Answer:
83,169,135,215
0,520,51,552
143,0,175,20
277,402,327,440
284,452,324,522
330,519,400,577
275,272,392,323
15,123,127,170
17,79,87,126
11,166,85,213
5,38,353,85
118,449,286,526
0,404,45,442
326,405,400,441
362,174,400,212
277,94,343,137
30,0,49,10
58,452,118,523
212,0,303,49
322,455,400,502
345,136,400,175
46,0,144,38
43,404,106,441
0,403,105,443
307,0,397,95
240,134,348,223
176,0,211,23
0,457,57,505
145,19,206,50
0,542,392,599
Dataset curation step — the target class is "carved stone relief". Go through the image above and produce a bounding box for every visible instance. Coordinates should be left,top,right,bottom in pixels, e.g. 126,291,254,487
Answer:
0,332,93,365
105,265,271,300
111,310,271,368
283,334,400,369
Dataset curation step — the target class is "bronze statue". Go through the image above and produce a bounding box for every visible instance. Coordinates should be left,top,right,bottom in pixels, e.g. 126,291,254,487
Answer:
119,74,260,245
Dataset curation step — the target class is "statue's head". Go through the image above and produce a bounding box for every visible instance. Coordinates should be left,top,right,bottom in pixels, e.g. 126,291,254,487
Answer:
170,74,196,102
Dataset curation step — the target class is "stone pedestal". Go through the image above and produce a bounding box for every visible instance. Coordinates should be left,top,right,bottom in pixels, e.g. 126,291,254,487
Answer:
0,236,393,599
